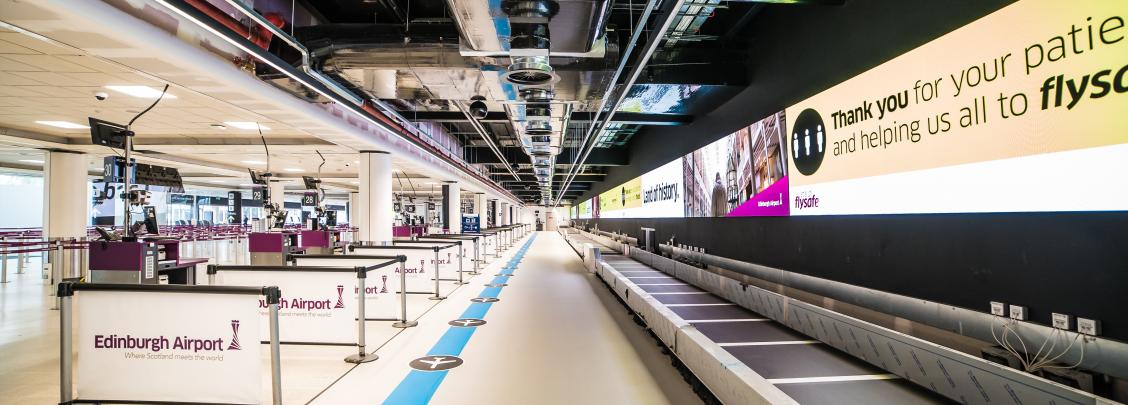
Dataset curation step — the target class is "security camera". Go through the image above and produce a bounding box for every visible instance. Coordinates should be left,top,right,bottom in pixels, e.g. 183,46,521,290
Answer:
94,92,109,101
469,95,488,119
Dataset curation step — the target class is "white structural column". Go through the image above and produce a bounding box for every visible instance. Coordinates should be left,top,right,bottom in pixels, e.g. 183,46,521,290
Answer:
348,192,359,226
42,151,88,239
358,151,393,243
474,193,486,230
268,181,286,212
443,181,461,234
499,202,509,226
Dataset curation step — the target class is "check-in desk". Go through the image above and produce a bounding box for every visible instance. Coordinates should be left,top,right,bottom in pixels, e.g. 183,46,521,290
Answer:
249,231,304,265
299,229,342,255
88,239,206,284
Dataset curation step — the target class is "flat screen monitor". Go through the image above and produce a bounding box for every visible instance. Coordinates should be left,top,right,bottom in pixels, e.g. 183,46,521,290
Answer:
302,176,319,190
88,117,128,149
248,168,267,185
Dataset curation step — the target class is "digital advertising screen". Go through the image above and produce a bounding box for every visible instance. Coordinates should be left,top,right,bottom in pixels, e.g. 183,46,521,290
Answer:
578,0,1126,220
786,0,1127,215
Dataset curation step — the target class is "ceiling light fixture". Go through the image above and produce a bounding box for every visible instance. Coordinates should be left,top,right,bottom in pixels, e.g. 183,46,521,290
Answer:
242,160,266,165
105,85,177,99
224,121,270,130
283,168,303,172
210,124,227,130
35,120,88,129
18,159,44,164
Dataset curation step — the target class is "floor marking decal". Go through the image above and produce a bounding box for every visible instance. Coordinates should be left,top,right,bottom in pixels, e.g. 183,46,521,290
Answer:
384,235,537,405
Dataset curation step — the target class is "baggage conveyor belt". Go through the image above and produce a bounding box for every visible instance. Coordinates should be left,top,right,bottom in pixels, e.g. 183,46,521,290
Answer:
597,253,953,404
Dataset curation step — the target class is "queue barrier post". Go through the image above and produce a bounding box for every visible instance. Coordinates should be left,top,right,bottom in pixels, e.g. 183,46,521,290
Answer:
58,282,73,403
266,286,283,405
1,237,8,284
344,266,378,364
428,247,445,300
18,250,27,274
454,243,466,285
392,256,418,328
471,238,481,275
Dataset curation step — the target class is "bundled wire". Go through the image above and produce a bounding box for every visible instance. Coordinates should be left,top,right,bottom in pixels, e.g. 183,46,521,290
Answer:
990,317,1087,373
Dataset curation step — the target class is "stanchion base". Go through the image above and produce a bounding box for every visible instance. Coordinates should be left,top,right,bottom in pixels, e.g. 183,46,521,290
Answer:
428,296,447,300
393,320,419,328
469,272,481,275
454,281,469,285
344,353,379,364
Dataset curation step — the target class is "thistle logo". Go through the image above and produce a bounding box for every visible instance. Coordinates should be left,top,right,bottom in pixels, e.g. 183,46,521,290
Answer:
227,320,242,351
380,275,388,293
334,285,346,309
792,108,827,176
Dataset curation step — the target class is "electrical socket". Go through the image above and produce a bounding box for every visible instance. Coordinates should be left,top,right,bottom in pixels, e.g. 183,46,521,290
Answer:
1051,313,1072,329
990,301,1006,316
1009,305,1027,321
1077,318,1100,336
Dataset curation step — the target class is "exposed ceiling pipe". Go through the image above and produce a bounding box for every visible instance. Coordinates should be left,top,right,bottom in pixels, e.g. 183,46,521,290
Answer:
215,0,364,106
552,0,675,206
151,0,522,204
453,100,522,181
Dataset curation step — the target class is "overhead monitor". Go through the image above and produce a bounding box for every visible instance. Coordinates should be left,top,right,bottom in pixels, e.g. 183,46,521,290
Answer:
88,117,128,149
248,168,267,185
302,176,319,190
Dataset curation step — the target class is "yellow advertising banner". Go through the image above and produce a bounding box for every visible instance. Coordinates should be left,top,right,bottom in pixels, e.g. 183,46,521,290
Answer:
599,177,642,214
786,0,1128,186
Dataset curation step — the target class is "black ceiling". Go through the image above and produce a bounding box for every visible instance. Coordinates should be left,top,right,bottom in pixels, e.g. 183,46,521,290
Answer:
286,0,793,203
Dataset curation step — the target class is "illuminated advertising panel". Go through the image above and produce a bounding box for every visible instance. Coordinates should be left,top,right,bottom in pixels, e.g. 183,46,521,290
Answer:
584,0,1125,220
786,0,1128,215
682,112,789,217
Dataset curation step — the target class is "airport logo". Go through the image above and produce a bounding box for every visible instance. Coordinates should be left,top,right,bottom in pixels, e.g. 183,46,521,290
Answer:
448,318,487,327
791,108,827,176
259,286,346,311
227,320,242,351
410,355,464,371
355,276,390,295
334,285,345,308
93,320,240,353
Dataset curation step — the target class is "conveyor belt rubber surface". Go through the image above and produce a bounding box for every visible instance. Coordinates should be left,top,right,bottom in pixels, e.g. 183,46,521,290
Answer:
600,255,954,405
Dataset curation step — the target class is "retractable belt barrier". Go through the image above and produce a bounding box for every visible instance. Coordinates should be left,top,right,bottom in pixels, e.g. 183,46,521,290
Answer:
348,242,459,301
390,240,468,285
207,258,404,364
289,254,417,329
456,231,500,258
56,282,283,405
415,234,483,275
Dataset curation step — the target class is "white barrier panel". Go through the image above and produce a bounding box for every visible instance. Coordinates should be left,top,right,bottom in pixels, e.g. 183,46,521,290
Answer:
292,257,399,320
76,291,262,404
395,240,471,277
352,246,456,295
219,270,356,344
419,235,482,271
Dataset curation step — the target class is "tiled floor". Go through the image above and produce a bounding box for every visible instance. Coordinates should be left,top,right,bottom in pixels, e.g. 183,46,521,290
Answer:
0,234,700,404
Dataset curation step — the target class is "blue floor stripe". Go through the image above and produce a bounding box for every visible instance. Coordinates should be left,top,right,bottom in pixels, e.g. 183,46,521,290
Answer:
385,371,449,405
383,235,537,405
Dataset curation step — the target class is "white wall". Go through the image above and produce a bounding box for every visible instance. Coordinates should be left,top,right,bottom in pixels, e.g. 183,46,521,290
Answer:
0,173,44,228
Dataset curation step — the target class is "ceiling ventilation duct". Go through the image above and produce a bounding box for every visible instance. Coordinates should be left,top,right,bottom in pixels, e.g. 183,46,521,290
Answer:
501,0,560,87
525,120,552,136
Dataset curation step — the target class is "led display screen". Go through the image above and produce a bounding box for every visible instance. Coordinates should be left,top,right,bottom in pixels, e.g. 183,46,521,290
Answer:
575,0,1127,219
